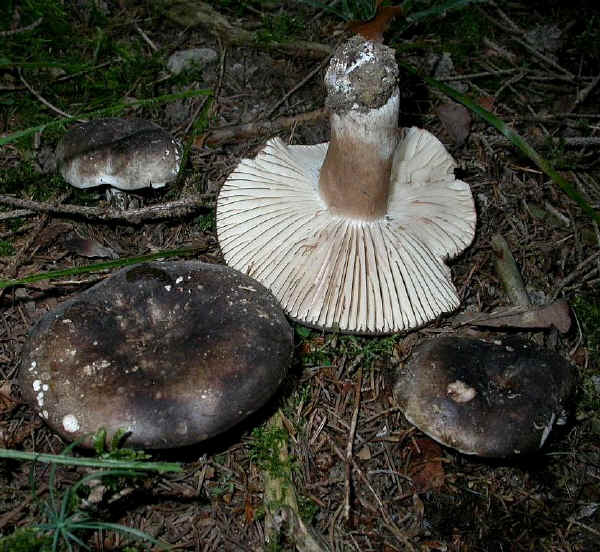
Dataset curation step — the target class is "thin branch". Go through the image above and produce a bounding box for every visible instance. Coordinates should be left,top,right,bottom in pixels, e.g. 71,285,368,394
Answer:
568,71,600,113
0,209,35,221
0,16,43,37
200,108,327,146
0,195,214,224
344,366,362,523
265,55,332,119
134,24,159,52
476,134,600,148
18,69,80,121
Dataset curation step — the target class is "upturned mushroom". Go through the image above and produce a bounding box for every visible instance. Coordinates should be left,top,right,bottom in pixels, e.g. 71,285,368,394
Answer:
393,336,576,457
57,118,182,208
217,36,476,334
18,261,292,449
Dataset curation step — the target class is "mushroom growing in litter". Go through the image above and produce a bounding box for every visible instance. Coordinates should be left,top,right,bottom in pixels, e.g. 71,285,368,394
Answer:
18,261,292,449
57,118,182,208
217,36,476,334
393,336,576,457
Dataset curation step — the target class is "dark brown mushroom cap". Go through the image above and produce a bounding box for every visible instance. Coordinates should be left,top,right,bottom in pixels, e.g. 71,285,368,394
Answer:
18,261,292,449
57,118,182,191
394,337,576,457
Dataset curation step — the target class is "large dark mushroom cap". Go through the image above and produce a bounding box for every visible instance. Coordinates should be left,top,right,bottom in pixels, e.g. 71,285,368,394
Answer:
18,261,293,449
394,337,576,457
57,118,182,191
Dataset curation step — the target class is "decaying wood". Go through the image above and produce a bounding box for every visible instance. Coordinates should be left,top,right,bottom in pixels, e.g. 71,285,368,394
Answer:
0,194,214,224
262,410,329,552
490,233,530,306
453,300,572,333
166,1,332,59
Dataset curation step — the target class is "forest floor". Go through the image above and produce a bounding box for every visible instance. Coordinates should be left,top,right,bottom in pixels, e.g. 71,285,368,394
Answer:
1,1,599,551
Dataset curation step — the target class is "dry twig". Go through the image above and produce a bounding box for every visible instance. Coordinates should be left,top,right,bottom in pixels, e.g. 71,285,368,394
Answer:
0,16,43,37
200,108,327,146
0,195,214,224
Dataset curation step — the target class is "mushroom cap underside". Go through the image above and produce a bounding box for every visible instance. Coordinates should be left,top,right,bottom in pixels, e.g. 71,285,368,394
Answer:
57,118,182,191
393,337,576,457
217,128,476,334
18,261,293,449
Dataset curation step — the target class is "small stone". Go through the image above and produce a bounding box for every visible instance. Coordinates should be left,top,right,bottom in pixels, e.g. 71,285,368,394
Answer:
166,48,218,76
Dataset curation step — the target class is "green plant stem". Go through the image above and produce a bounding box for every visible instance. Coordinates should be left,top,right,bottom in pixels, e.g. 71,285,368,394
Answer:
398,61,600,225
0,448,181,473
0,246,202,289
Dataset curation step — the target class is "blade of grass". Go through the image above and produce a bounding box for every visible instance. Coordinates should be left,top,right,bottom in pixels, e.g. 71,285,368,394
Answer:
68,522,170,549
0,449,182,473
0,245,202,290
0,89,212,147
398,61,600,225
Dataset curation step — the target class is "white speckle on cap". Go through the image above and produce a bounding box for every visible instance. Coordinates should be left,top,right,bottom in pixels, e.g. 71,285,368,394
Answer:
62,414,80,433
29,361,37,371
176,276,183,284
164,285,172,292
62,319,72,324
33,380,42,392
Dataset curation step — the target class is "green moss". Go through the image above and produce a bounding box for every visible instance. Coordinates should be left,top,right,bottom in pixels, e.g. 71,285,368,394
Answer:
256,13,303,44
0,241,15,256
0,528,52,552
249,424,293,479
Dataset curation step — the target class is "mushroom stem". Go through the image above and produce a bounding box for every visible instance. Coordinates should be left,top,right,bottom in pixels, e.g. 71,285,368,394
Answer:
318,36,400,221
318,91,399,220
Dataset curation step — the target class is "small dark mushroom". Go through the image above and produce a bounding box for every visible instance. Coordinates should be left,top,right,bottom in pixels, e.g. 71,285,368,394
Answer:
393,337,576,457
18,261,292,449
57,118,182,207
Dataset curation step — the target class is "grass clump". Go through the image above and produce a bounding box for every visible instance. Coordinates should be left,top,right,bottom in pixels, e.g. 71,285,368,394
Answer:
0,528,52,552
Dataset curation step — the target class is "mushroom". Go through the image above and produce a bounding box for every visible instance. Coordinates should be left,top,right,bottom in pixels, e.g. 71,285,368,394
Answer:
393,336,576,457
18,261,292,449
217,36,475,334
57,118,183,208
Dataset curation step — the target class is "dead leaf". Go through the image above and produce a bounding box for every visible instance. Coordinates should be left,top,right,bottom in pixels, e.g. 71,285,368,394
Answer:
63,237,118,259
478,95,496,111
37,222,73,249
349,2,404,43
356,445,371,460
408,438,445,493
453,300,572,333
436,102,472,146
244,498,256,524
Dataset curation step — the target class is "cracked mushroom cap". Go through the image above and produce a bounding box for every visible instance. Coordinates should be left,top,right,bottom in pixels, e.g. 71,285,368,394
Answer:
393,337,576,457
18,261,292,449
57,118,182,191
217,129,475,334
